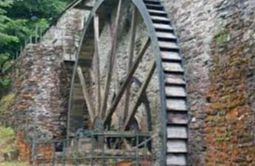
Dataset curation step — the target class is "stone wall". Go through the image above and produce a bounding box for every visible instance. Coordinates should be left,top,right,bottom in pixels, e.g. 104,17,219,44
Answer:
42,8,87,59
164,0,255,165
4,8,88,161
12,44,68,140
1,0,254,164
10,44,68,160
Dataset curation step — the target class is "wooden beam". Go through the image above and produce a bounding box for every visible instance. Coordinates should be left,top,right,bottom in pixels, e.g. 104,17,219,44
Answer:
124,62,156,130
123,6,138,121
100,0,123,118
77,66,94,122
93,15,101,117
103,38,151,126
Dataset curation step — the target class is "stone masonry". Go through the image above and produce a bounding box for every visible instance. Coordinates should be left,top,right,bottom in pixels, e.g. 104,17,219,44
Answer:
164,0,255,165
2,0,255,164
9,8,87,161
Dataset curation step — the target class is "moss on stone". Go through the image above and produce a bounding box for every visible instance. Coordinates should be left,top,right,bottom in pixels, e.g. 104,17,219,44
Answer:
0,162,29,166
0,126,15,139
214,23,231,47
215,31,230,46
0,93,16,114
207,19,255,164
0,126,16,154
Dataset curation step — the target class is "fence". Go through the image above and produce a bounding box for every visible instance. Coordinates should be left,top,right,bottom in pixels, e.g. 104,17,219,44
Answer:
30,131,155,166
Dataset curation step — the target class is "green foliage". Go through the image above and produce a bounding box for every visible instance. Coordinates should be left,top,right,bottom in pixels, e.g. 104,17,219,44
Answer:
1,0,69,57
0,0,69,57
0,54,12,89
0,0,70,95
0,53,10,66
0,0,19,50
0,76,11,87
8,0,67,18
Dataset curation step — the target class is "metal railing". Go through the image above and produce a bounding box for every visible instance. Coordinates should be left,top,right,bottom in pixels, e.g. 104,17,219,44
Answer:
29,131,155,165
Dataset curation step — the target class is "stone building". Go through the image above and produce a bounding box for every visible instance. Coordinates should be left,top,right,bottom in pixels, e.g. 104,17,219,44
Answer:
165,0,255,165
0,0,254,165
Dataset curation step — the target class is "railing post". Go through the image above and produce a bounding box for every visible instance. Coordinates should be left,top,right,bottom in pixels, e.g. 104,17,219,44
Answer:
35,25,38,43
20,46,22,55
62,140,66,166
52,141,56,166
30,35,33,44
31,138,36,166
135,133,139,166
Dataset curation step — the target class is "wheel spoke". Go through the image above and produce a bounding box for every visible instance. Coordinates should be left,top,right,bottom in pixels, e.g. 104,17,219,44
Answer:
123,6,138,122
107,21,120,93
93,15,101,117
124,61,156,130
103,38,151,126
77,66,94,122
100,0,123,118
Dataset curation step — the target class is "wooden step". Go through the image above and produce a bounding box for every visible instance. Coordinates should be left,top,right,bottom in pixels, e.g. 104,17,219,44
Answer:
167,112,188,125
163,62,184,73
148,9,167,17
151,15,169,21
167,154,187,166
165,74,185,86
167,140,188,153
156,32,177,40
167,126,188,139
159,41,179,49
153,23,174,32
148,9,166,14
165,86,186,98
166,99,187,111
161,51,181,61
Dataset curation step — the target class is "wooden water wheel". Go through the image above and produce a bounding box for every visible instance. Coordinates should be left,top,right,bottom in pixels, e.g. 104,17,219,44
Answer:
68,0,188,165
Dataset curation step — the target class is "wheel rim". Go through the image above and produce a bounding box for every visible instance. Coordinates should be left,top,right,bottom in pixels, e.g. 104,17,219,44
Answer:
68,0,188,165
71,0,161,163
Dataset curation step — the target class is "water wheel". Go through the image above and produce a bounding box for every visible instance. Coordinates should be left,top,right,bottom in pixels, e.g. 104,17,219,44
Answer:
69,0,188,165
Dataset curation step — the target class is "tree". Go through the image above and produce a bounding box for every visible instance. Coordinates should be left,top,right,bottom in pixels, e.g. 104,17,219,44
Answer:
0,0,16,93
8,0,67,19
0,0,19,55
4,0,69,57
0,0,70,97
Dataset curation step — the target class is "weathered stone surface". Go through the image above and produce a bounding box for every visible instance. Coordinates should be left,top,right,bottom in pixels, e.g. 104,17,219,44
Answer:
12,44,68,141
164,0,255,165
2,8,88,161
2,0,254,165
